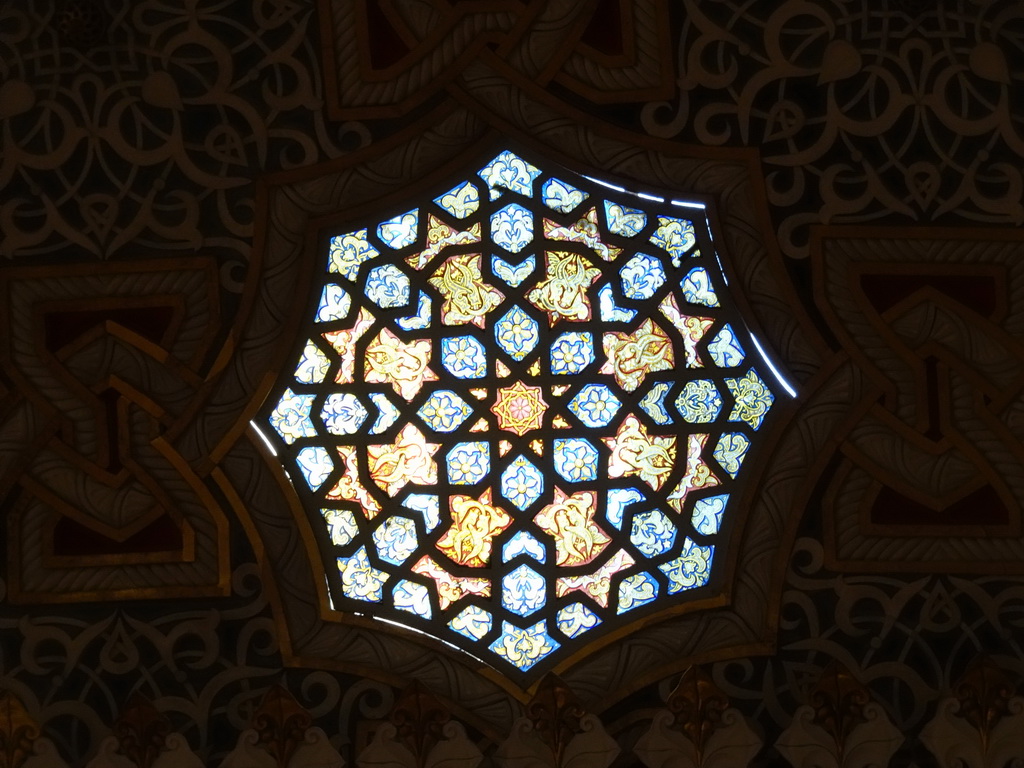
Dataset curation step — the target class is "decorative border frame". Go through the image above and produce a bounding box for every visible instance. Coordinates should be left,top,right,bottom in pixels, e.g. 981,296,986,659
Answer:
212,69,824,727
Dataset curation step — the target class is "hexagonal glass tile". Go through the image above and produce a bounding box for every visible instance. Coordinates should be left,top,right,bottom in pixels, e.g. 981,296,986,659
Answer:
568,384,621,428
495,305,539,361
491,203,533,254
373,516,419,565
620,253,666,300
441,336,487,379
550,332,595,375
676,380,723,424
502,565,545,617
418,390,473,433
321,393,369,435
447,442,489,484
501,455,545,511
553,438,599,483
365,263,411,309
630,509,677,557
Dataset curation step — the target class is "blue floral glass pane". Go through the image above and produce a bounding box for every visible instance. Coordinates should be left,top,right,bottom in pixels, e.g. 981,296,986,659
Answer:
659,539,714,594
491,203,533,254
434,181,480,219
447,442,489,484
553,438,599,483
681,267,719,307
568,383,621,427
396,292,431,331
617,571,659,613
640,382,672,425
630,509,677,557
365,263,410,309
489,620,558,670
402,494,441,532
606,487,645,530
373,516,419,565
550,332,595,375
321,393,369,435
676,380,723,424
316,284,352,322
418,390,472,433
322,508,359,546
598,284,636,322
714,432,750,478
502,565,545,617
270,389,317,444
650,216,696,266
604,200,647,237
377,209,418,249
441,336,487,379
338,547,387,602
495,306,539,361
726,369,774,430
542,178,588,213
620,253,666,300
329,229,379,279
692,494,728,535
295,340,330,384
479,151,541,198
368,393,400,434
503,531,546,563
394,580,431,618
556,603,601,638
450,605,492,641
492,255,535,287
295,446,333,491
501,455,544,511
708,324,746,367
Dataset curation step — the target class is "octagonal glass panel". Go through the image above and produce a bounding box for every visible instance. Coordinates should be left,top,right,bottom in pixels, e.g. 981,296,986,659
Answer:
263,147,790,675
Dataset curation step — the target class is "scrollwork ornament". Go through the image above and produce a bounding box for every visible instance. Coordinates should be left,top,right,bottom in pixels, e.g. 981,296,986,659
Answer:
0,692,42,768
642,1,1024,257
775,661,903,768
0,0,351,259
523,675,585,766
55,0,107,50
495,675,617,768
357,720,482,768
251,686,314,768
808,662,871,757
111,694,169,768
634,669,761,768
953,657,1016,746
776,702,903,768
665,666,729,760
921,658,1024,768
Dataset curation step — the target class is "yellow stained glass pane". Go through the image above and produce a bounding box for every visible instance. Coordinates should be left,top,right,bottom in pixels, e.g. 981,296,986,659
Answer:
436,489,513,567
366,424,439,497
604,414,677,491
364,328,438,401
526,251,601,325
429,253,504,327
533,489,609,567
600,318,674,392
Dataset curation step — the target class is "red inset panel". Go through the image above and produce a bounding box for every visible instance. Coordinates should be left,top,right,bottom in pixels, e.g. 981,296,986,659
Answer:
870,483,1009,526
52,513,184,556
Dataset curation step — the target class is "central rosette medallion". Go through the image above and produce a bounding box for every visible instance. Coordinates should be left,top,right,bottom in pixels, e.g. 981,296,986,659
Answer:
491,381,548,436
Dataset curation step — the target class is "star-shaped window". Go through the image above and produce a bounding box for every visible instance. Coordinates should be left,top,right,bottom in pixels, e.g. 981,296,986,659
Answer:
262,147,789,675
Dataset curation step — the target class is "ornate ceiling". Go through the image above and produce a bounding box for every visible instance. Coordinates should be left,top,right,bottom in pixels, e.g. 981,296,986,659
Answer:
1,0,1023,764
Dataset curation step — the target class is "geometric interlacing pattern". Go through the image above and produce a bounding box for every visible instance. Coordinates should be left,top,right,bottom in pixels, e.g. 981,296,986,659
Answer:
266,149,779,672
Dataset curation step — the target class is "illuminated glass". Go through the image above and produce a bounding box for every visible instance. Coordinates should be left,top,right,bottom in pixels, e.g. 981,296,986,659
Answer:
265,148,785,674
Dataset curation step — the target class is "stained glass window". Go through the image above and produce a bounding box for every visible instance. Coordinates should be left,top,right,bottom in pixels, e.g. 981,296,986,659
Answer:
263,148,787,674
